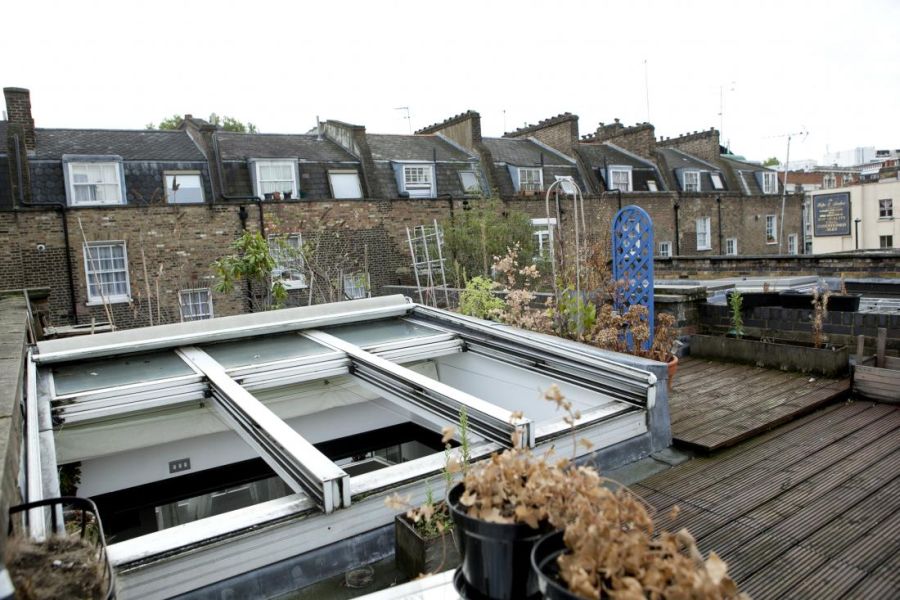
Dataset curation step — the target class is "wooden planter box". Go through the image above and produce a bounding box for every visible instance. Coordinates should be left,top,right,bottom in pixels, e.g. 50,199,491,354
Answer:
690,334,849,378
853,355,900,404
394,512,460,579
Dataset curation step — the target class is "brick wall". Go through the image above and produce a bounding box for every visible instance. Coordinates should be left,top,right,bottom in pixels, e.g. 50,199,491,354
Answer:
504,114,579,156
3,88,35,151
655,252,900,279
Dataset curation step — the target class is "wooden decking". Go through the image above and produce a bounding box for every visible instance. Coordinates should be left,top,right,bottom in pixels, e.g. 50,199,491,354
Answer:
635,401,900,600
669,357,850,451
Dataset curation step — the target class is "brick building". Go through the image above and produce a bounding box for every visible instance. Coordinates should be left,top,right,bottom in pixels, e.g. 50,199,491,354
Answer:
2,87,803,330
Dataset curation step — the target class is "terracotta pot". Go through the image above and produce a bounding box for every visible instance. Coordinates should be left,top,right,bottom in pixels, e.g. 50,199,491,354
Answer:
667,354,678,392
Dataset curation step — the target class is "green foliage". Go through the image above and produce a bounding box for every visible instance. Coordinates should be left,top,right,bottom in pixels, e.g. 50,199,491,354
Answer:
554,287,597,338
761,156,780,167
212,231,287,310
442,198,535,280
728,290,744,338
458,276,504,320
146,113,257,133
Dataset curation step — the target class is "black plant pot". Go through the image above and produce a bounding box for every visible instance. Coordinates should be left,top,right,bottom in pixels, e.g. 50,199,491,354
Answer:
448,482,551,600
531,530,580,600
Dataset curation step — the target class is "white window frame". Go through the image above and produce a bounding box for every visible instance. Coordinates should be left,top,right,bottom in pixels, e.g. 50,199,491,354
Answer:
518,168,543,193
725,238,737,256
327,170,363,199
646,180,658,192
683,170,701,192
787,234,798,255
657,241,672,257
164,171,205,204
879,198,893,219
530,218,556,259
458,171,482,195
761,172,778,194
607,167,632,192
554,175,577,195
254,160,299,199
709,173,725,190
179,288,214,321
879,235,893,249
66,161,125,206
83,241,131,304
268,233,307,289
695,217,712,251
766,215,778,244
342,273,370,300
402,164,435,198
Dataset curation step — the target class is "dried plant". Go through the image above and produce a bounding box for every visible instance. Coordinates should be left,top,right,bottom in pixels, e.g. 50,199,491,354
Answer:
454,390,746,600
811,286,831,349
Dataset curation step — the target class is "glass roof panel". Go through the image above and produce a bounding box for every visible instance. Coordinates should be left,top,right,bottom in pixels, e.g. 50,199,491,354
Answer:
322,319,442,348
201,333,332,369
51,351,194,396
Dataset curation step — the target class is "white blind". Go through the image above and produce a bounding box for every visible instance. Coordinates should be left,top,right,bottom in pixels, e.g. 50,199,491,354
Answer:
70,163,122,204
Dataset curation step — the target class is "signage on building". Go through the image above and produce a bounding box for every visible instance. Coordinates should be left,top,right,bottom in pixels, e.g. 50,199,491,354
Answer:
813,193,851,236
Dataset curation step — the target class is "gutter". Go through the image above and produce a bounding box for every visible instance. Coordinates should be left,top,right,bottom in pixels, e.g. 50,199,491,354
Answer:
13,133,77,324
211,133,265,236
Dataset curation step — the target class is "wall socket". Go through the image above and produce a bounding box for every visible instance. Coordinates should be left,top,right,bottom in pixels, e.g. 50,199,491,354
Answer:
169,458,191,473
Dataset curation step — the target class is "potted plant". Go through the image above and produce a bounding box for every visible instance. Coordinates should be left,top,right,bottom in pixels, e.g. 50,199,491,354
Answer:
392,410,471,580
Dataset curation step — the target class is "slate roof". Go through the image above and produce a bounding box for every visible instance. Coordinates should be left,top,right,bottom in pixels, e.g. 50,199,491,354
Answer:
216,132,357,162
657,147,720,171
718,155,772,195
366,134,473,162
482,137,573,166
32,128,206,161
576,143,656,169
0,121,6,154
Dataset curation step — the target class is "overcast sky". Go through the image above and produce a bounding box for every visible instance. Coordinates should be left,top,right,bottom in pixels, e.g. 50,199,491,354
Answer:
3,0,897,163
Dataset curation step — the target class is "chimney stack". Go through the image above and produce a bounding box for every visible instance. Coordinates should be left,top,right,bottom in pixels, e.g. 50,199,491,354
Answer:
4,88,35,152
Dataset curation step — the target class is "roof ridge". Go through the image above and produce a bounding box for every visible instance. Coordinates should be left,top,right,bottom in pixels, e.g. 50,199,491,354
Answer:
415,110,480,134
503,112,577,138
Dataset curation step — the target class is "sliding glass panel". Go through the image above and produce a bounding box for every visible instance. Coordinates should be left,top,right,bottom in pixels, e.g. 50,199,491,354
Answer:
322,319,442,348
200,333,333,369
51,351,194,396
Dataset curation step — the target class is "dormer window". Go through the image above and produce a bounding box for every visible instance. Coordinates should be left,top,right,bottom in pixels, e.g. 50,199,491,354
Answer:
646,180,658,192
64,159,125,206
458,171,482,195
555,175,577,195
683,170,701,192
607,166,632,192
252,159,299,199
402,164,435,198
709,173,725,190
518,168,543,193
328,170,363,199
761,172,778,194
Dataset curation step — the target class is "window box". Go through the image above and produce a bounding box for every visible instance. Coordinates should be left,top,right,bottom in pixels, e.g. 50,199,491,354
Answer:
83,241,131,304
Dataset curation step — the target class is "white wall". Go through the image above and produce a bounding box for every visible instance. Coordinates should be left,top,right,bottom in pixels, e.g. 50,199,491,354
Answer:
810,179,900,253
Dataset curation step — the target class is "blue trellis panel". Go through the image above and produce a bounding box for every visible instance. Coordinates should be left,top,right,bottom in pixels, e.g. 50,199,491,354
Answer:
611,205,654,350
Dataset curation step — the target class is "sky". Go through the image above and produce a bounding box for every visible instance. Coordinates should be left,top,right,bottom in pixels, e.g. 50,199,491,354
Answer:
3,0,898,164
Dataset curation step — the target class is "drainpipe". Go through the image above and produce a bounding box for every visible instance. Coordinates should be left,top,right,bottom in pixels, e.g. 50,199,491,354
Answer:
237,205,254,309
716,196,723,254
673,199,681,256
13,133,77,324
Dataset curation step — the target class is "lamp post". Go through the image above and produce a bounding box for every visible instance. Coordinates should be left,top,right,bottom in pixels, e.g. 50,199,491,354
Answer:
854,218,862,250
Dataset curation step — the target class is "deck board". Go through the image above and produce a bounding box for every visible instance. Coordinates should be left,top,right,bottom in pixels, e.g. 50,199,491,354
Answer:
669,356,851,451
638,402,900,600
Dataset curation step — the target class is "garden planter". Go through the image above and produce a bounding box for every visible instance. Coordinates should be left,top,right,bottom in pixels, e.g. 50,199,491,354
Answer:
531,530,579,600
394,507,460,579
690,334,849,378
731,291,781,310
448,482,552,600
779,291,861,311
